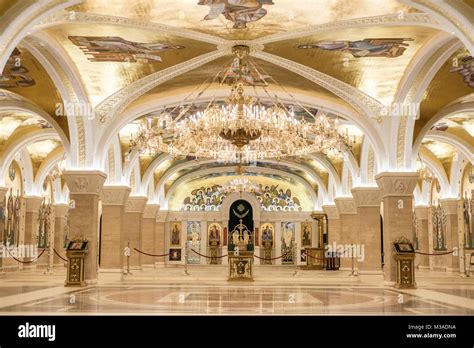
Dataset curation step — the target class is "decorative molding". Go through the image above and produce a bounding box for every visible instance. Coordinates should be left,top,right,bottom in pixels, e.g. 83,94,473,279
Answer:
375,172,419,197
100,186,131,206
351,187,382,207
322,205,339,219
334,197,357,215
63,171,107,195
143,204,160,219
414,205,429,219
24,196,43,212
53,203,69,217
125,196,148,213
439,198,458,215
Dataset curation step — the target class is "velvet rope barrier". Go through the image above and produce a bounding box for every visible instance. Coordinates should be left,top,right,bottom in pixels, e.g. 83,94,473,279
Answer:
189,248,228,258
303,251,325,260
253,251,291,261
53,248,68,262
414,249,455,256
133,248,170,257
5,247,46,264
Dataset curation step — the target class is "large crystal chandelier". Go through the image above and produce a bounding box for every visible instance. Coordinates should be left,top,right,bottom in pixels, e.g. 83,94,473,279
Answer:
128,45,355,162
218,163,262,195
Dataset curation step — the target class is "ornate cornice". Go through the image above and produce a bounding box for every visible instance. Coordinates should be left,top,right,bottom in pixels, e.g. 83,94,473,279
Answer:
334,197,357,215
125,196,148,213
375,172,419,197
439,198,459,215
63,171,107,195
24,196,43,212
351,187,382,208
101,186,131,206
143,204,160,219
322,204,339,219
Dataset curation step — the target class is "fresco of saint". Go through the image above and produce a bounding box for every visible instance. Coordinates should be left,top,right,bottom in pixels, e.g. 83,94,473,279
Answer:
198,0,274,29
298,38,414,58
69,36,184,63
0,48,35,88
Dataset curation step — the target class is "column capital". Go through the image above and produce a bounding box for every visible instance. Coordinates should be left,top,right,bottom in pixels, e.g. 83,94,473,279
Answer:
63,170,107,195
322,204,339,219
100,185,131,206
143,204,160,219
334,197,357,214
375,172,418,197
24,195,43,212
351,187,381,207
414,205,429,219
439,198,459,214
53,203,69,217
125,196,148,213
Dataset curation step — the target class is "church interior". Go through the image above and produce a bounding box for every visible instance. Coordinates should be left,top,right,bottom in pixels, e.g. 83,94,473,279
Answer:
0,0,473,318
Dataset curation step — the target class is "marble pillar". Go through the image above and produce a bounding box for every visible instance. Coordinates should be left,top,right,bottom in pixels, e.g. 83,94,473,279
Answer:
154,211,167,268
63,171,107,285
322,205,340,246
0,187,7,272
334,197,358,270
440,198,461,273
53,204,69,267
100,186,130,272
414,205,430,270
351,187,382,276
123,196,148,270
376,172,418,285
141,204,160,268
23,196,43,268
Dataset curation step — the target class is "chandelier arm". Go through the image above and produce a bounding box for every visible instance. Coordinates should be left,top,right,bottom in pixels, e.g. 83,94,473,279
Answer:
250,58,318,120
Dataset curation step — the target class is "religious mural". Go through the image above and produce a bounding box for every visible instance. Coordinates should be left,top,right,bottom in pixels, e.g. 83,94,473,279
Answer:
208,223,221,246
260,223,274,245
297,38,414,58
182,183,302,211
281,222,295,264
0,48,36,88
68,36,184,63
170,222,181,246
37,200,51,249
3,189,21,246
186,221,201,264
198,0,274,29
431,204,447,251
301,222,312,247
463,192,473,248
450,56,474,88
182,185,224,211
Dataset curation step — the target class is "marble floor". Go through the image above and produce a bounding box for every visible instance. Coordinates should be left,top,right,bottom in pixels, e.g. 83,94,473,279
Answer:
0,265,473,315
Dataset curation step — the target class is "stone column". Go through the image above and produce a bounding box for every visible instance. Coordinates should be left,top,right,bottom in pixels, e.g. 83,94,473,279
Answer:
322,205,340,247
334,197,358,270
23,196,43,268
63,170,107,284
414,205,429,270
141,204,160,268
0,187,7,272
351,187,382,276
99,186,130,272
154,211,167,268
123,196,148,270
376,172,418,285
53,204,68,267
440,198,461,273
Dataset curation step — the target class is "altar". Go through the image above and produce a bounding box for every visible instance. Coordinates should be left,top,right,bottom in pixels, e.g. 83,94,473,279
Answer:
228,254,253,281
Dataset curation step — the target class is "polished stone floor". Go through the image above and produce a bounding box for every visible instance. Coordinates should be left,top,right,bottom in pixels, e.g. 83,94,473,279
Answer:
0,265,473,315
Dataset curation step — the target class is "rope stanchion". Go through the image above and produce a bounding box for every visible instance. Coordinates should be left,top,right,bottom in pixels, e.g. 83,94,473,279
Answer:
189,248,228,259
133,248,170,257
415,250,455,256
5,247,46,264
53,248,68,262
